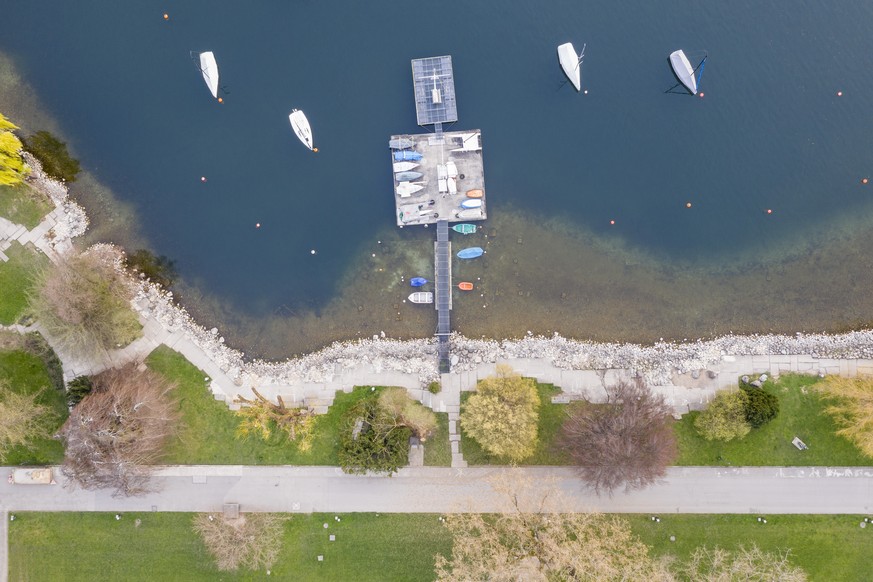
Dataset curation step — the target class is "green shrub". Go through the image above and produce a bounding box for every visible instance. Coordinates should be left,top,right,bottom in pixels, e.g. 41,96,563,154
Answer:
428,381,441,394
742,386,779,428
23,131,80,182
693,389,751,442
378,387,437,440
338,396,410,475
66,375,93,407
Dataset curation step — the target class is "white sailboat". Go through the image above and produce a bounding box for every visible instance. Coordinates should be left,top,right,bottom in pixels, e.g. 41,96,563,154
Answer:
289,109,315,151
396,182,425,197
199,51,220,99
393,162,420,172
557,42,585,92
669,50,700,95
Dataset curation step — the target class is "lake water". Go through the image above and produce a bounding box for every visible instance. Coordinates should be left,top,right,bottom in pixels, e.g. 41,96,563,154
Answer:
3,1,873,356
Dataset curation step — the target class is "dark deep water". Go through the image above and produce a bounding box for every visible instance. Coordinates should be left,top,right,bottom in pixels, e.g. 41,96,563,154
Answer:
3,0,873,324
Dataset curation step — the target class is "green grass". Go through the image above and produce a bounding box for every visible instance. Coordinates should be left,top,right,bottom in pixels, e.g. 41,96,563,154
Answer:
0,349,68,465
0,242,47,325
149,346,390,465
10,512,871,581
674,374,873,466
0,183,53,229
459,382,570,465
424,412,451,466
629,514,873,581
9,512,452,582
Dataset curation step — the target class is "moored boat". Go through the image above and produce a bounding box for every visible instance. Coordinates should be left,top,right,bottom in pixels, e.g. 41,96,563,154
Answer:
393,162,420,172
410,277,428,287
396,183,425,197
461,199,482,209
389,138,415,150
557,42,584,92
452,223,477,235
198,51,220,99
394,151,423,162
457,247,484,259
395,171,424,182
669,50,698,95
466,189,483,198
458,281,474,291
457,209,483,220
408,292,434,304
289,109,315,150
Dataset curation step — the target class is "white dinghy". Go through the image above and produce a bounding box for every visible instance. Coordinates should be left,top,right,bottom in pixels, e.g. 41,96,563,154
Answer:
289,109,316,151
557,42,585,92
199,51,220,99
669,50,700,95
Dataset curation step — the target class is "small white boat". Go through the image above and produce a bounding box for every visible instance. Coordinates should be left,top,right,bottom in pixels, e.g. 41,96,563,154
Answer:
393,162,420,172
289,109,314,151
447,177,457,194
446,161,458,178
397,183,424,197
669,50,698,95
461,199,482,209
408,292,434,304
389,138,415,150
557,42,585,92
457,208,483,220
199,51,220,99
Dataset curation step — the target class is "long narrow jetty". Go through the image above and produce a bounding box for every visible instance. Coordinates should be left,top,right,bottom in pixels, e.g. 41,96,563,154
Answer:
435,220,451,372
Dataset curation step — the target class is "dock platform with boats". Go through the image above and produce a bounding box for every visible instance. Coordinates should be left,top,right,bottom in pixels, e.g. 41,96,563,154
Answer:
390,56,487,372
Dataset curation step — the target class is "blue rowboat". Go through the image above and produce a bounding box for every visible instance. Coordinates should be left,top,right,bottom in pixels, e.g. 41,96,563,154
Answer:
457,247,484,259
394,151,423,161
395,171,423,182
452,223,477,235
410,277,428,287
461,199,482,209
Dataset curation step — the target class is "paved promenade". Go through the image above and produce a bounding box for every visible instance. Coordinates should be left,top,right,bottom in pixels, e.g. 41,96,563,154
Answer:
2,466,872,515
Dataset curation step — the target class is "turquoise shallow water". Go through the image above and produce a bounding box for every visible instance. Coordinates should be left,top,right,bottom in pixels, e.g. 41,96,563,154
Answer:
3,0,873,319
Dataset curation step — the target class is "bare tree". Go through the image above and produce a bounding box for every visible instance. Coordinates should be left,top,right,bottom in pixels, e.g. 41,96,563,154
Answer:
235,387,315,450
28,247,142,359
193,513,287,572
559,380,677,493
434,474,674,581
0,382,52,460
681,545,807,581
58,364,177,496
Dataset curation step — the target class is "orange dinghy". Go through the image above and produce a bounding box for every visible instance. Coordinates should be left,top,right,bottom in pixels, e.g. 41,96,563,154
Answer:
465,189,483,198
458,282,474,291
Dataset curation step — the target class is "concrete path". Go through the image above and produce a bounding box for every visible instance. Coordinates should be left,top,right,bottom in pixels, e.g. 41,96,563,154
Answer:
0,510,6,582
2,466,872,515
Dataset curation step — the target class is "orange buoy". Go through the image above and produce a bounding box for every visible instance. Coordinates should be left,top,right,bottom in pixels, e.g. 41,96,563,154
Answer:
163,13,169,20
863,178,869,185
837,91,843,97
766,209,773,215
699,92,705,98
313,147,319,153
256,223,261,228
685,202,692,208
200,176,207,182
609,219,615,225
218,97,223,103
458,282,474,291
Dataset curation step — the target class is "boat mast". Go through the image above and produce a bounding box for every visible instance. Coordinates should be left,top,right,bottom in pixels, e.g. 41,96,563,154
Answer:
576,43,587,71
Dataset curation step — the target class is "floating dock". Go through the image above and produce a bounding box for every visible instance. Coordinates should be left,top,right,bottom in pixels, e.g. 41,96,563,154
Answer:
391,56,487,372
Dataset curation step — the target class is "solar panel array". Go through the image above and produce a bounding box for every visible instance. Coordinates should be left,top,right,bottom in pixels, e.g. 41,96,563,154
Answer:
412,56,458,125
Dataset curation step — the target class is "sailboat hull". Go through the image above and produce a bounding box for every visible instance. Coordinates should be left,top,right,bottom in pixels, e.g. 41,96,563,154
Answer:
557,43,581,91
289,109,314,150
669,50,698,95
199,52,219,99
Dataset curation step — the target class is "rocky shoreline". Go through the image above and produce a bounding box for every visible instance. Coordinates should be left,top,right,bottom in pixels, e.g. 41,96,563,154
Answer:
24,156,873,388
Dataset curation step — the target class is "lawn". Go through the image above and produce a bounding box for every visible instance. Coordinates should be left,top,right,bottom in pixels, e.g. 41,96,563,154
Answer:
424,412,451,466
0,183,53,229
0,348,67,465
10,511,871,581
149,346,385,465
459,381,570,465
674,374,873,466
8,512,453,582
0,242,47,325
629,514,873,582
